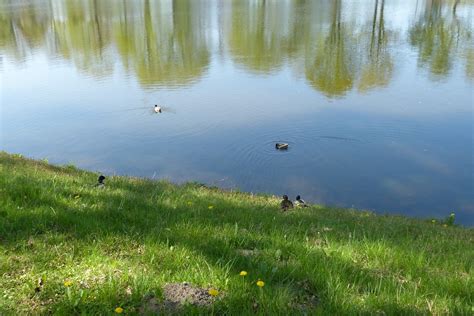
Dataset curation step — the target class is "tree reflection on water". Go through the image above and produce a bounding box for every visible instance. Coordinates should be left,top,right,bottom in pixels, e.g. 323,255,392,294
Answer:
0,0,471,93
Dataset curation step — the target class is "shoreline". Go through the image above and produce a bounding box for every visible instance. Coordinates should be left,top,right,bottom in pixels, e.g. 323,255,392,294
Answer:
2,151,469,228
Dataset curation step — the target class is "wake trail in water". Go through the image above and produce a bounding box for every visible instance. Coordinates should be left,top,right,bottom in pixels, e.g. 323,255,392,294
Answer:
318,135,363,142
91,106,177,116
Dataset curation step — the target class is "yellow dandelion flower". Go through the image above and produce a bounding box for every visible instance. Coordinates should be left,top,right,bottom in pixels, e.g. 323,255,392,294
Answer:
239,271,248,276
208,288,219,297
256,280,265,288
114,307,123,313
208,205,214,209
64,280,73,287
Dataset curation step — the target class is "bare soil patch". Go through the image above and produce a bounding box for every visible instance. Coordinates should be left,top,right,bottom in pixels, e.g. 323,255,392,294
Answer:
140,282,217,314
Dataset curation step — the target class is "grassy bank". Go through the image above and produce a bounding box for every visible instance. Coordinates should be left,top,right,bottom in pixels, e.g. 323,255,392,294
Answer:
0,152,472,315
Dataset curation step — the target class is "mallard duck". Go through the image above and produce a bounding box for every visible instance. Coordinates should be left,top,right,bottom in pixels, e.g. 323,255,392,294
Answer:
96,175,106,188
295,195,307,207
280,195,294,211
154,105,162,113
275,143,289,150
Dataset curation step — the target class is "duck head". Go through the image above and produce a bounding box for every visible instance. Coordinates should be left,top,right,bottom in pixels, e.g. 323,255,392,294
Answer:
98,175,106,184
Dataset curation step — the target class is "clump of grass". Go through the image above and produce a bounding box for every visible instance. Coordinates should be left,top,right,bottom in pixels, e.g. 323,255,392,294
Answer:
0,152,473,314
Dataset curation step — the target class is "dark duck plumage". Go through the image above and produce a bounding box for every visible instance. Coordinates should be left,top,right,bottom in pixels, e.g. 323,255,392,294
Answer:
275,143,289,150
280,195,294,211
96,175,106,188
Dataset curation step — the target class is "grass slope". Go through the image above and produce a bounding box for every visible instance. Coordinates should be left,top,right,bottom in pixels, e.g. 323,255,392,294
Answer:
0,152,472,315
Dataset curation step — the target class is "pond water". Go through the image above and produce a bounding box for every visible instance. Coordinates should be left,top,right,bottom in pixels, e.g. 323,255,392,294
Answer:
1,0,473,225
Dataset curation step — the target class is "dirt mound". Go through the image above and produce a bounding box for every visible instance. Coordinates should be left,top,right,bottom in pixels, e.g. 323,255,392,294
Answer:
164,282,214,307
140,282,217,314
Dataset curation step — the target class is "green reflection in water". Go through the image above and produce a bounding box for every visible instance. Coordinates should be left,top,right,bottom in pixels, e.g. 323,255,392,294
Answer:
304,0,356,97
52,0,114,78
409,0,473,78
228,0,287,74
0,0,472,92
357,0,393,93
0,1,49,62
114,0,210,87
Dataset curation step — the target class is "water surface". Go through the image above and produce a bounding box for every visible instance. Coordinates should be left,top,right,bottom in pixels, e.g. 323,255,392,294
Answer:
1,0,473,225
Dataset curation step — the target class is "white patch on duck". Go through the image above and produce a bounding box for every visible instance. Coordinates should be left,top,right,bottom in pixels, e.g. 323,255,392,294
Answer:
295,195,308,207
154,105,162,113
96,175,106,188
275,143,289,150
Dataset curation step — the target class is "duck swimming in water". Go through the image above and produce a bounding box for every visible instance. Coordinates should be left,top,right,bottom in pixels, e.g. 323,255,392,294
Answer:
275,143,289,150
154,105,162,113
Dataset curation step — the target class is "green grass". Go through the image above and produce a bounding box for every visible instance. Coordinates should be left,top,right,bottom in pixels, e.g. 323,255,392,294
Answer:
0,152,472,315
